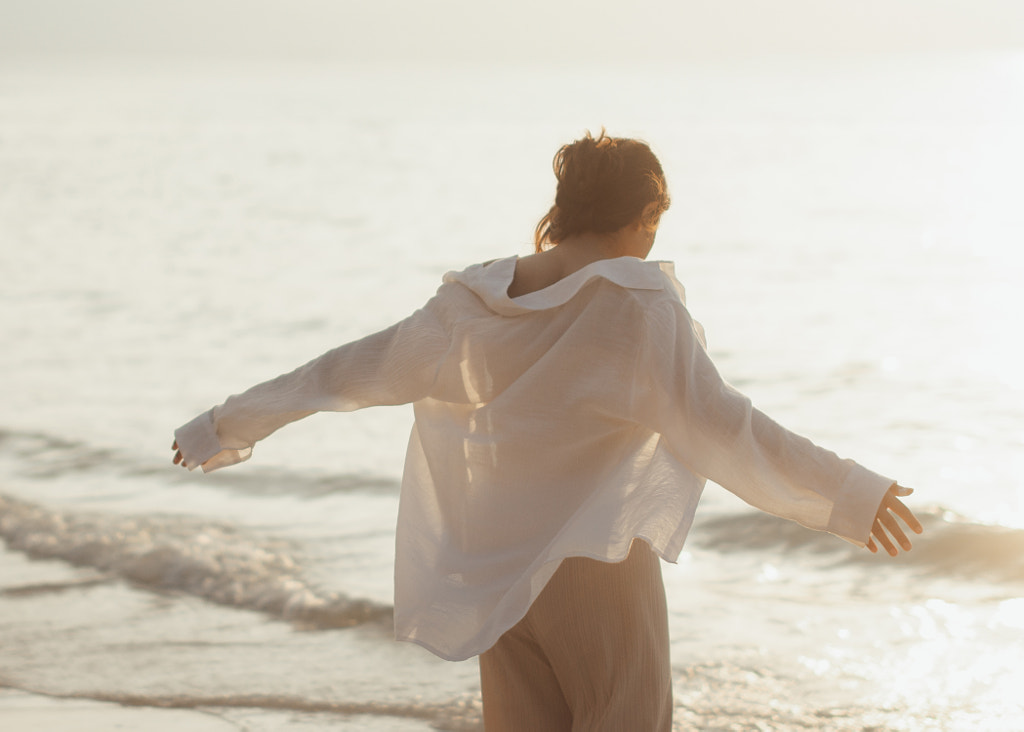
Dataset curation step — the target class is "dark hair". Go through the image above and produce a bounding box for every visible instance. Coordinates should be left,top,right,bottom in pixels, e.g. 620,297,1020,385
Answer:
533,130,670,252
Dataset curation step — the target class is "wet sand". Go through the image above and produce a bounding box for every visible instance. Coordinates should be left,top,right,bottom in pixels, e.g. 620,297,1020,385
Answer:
0,689,237,731
0,688,442,731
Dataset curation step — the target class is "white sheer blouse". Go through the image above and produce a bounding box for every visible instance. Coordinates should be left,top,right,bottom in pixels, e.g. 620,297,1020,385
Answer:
174,255,893,661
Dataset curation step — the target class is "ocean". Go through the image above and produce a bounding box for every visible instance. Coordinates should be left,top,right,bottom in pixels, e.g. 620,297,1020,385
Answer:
1,52,1023,730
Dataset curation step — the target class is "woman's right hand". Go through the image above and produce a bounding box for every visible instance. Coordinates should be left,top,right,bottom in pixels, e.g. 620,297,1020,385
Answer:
171,440,188,469
866,484,923,556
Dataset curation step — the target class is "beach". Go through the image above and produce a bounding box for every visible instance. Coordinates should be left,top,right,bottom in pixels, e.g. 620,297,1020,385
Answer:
2,53,1023,730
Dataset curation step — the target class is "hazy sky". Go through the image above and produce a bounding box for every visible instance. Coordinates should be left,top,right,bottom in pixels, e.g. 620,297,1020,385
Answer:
2,0,1023,64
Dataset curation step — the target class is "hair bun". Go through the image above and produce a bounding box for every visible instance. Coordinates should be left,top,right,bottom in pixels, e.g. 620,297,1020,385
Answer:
534,130,670,251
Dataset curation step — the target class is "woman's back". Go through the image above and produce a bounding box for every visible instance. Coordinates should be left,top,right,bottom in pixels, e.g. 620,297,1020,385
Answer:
398,254,703,659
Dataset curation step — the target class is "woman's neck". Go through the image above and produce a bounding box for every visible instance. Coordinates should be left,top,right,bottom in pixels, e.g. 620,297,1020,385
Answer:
508,227,655,298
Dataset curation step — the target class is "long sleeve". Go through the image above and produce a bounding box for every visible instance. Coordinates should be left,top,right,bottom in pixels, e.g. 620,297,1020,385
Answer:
175,302,450,473
631,298,892,546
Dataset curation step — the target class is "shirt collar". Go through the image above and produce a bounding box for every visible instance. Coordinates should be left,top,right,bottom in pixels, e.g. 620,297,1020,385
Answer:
444,255,683,315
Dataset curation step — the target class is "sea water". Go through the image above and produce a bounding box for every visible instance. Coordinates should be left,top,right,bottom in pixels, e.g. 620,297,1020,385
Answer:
1,53,1023,730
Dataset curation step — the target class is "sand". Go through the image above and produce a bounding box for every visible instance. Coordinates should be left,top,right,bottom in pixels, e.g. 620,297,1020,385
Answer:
0,688,448,731
0,688,237,731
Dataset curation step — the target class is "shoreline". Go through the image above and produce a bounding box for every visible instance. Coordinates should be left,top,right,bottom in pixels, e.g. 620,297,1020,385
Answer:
0,688,445,731
0,688,237,732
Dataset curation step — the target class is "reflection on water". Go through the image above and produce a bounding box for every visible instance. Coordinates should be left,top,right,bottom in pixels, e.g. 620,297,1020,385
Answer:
0,53,1022,729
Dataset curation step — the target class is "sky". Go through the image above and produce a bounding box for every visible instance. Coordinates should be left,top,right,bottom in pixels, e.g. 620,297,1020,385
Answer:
2,0,1023,65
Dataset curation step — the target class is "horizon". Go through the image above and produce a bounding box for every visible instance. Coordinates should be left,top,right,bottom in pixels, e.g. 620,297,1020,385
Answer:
2,0,1023,65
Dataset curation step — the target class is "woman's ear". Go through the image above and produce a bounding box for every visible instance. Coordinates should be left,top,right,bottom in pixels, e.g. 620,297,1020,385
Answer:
637,201,662,231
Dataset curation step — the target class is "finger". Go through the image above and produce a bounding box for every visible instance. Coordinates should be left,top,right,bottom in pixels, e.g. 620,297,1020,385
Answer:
889,496,924,535
879,509,912,552
172,440,178,451
866,537,878,554
893,484,914,497
872,524,897,556
872,520,898,556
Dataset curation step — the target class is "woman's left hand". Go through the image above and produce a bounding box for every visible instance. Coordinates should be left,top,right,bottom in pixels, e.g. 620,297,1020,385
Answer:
866,484,923,556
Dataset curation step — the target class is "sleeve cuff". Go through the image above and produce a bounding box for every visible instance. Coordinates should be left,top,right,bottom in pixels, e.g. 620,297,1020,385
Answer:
826,462,894,546
174,409,252,473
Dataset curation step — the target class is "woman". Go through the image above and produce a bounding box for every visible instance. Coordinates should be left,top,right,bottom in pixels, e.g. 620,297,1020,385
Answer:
173,130,922,731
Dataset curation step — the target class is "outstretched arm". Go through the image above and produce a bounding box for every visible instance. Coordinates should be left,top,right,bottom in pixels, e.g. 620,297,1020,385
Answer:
634,297,920,548
866,484,923,556
172,298,450,473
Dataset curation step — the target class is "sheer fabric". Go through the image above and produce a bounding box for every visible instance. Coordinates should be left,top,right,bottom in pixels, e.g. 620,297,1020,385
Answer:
175,256,892,660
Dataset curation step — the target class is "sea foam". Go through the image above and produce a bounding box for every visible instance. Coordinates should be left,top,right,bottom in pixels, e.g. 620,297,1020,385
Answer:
0,494,392,628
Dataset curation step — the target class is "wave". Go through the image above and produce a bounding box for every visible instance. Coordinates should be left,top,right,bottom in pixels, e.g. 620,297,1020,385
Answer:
0,427,400,496
0,428,117,479
0,494,392,629
692,507,1024,584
